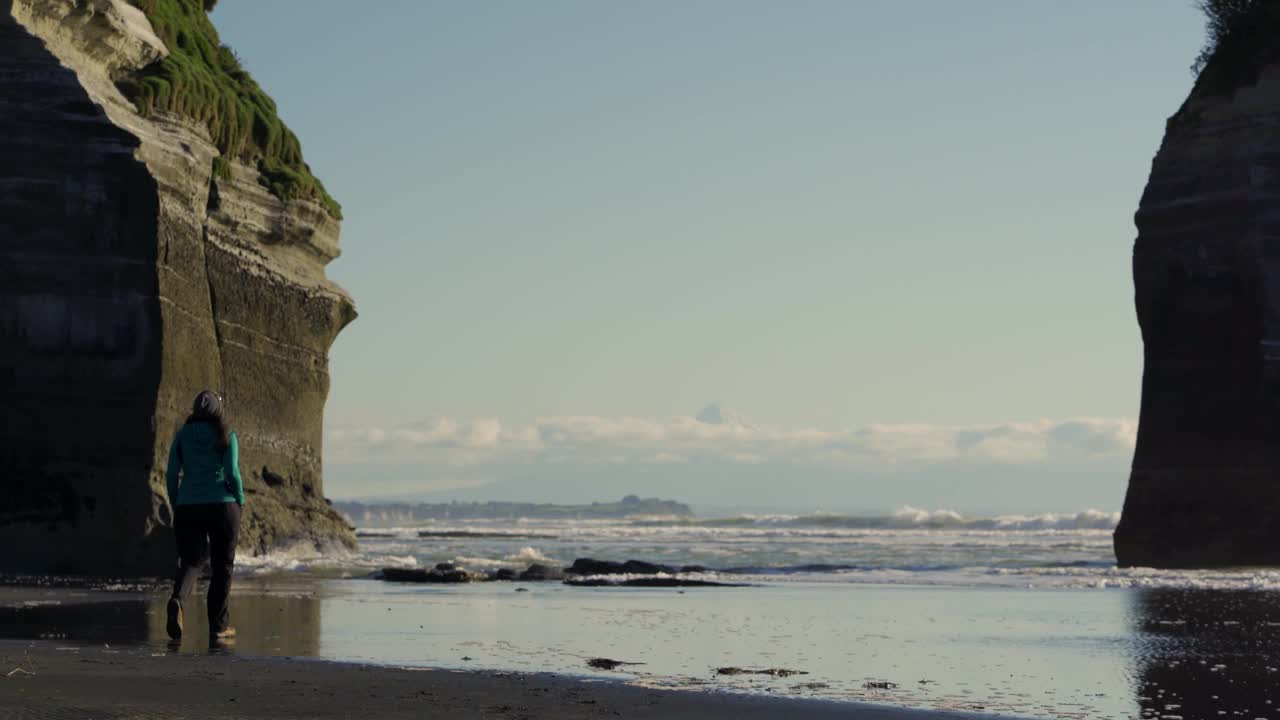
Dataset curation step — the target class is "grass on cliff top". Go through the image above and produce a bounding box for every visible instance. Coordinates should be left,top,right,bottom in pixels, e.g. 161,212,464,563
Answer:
118,0,341,219
1190,0,1280,98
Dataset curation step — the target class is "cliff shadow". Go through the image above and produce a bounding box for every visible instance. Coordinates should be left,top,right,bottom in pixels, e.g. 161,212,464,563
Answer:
1129,588,1280,718
0,4,165,574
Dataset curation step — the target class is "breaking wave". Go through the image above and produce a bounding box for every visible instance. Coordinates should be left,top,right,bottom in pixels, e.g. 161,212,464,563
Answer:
639,507,1120,532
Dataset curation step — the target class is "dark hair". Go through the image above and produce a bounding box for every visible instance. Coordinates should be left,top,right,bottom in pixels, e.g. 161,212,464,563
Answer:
187,392,231,452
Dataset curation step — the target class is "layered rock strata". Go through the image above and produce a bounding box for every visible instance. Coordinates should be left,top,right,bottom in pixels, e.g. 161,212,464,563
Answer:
0,0,356,574
1115,59,1280,567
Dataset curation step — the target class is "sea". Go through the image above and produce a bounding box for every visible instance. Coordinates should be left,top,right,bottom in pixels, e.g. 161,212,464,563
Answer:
8,507,1280,719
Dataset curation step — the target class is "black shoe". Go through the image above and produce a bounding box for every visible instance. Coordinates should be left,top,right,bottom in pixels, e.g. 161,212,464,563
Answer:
166,597,183,640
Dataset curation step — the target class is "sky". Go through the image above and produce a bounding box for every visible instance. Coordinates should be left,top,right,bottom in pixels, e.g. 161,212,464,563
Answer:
210,1,1207,512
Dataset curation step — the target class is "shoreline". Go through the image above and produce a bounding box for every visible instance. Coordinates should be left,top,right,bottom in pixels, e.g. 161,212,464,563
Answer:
0,578,1145,718
0,638,1001,719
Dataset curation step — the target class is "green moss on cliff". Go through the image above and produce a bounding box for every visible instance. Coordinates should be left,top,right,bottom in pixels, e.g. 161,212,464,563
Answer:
117,0,341,219
1191,0,1280,99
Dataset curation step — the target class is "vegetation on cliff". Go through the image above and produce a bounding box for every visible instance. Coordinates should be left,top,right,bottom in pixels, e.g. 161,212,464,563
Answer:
118,0,341,219
1191,0,1280,97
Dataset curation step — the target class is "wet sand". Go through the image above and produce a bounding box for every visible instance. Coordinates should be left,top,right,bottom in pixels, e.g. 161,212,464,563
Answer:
0,639,986,720
11,578,1279,718
0,582,1003,719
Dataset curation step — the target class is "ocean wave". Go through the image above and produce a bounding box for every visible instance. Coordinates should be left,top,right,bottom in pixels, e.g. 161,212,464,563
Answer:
356,527,431,540
625,507,1120,532
234,542,1280,593
451,546,556,569
236,543,419,575
353,509,1120,541
321,509,1141,590
419,530,558,539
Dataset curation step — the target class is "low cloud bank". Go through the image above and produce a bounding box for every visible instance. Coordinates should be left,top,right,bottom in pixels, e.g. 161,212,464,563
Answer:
329,407,1136,469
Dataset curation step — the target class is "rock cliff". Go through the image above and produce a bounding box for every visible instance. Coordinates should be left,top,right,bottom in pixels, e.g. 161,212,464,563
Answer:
1115,16,1280,567
0,0,357,574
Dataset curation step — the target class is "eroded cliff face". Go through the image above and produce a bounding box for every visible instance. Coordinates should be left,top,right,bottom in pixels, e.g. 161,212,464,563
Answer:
1114,61,1280,568
0,0,356,574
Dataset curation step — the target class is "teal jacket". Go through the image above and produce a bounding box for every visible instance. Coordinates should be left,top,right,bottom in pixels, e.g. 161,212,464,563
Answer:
165,421,245,506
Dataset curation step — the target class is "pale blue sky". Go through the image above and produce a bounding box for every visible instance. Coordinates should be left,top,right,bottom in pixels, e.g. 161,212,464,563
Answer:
211,2,1206,509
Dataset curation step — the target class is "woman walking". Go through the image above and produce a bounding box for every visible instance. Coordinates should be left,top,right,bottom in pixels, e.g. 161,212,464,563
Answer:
164,390,245,646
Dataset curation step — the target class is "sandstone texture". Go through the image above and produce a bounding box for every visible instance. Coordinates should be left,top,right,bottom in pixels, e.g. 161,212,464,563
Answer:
1115,58,1280,567
0,0,356,574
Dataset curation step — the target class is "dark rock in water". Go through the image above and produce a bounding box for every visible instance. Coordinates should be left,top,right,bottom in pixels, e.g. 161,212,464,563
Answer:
863,680,898,690
1114,32,1280,568
566,559,622,575
586,658,643,671
716,667,809,677
0,0,356,575
617,560,673,574
436,569,469,583
434,563,456,572
380,567,469,583
566,577,745,588
379,568,429,582
566,558,675,575
563,558,742,586
518,564,562,581
493,568,517,581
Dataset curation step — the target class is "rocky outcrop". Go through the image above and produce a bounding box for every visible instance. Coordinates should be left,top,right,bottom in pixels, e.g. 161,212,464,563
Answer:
1115,55,1280,567
565,558,712,575
0,0,356,574
567,559,676,575
375,560,741,587
381,565,472,584
518,563,562,581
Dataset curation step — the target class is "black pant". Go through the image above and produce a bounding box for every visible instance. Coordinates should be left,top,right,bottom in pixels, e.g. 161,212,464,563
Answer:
172,502,241,635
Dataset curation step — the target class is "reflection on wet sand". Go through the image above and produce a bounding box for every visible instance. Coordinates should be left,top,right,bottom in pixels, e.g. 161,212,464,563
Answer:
1130,588,1280,719
0,583,324,656
14,580,1280,719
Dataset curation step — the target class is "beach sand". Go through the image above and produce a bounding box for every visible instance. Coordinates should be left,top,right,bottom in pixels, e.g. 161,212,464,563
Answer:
0,639,987,719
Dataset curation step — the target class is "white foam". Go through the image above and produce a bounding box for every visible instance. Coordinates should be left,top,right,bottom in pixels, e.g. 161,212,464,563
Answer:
892,506,966,526
355,527,425,540
887,507,1120,530
355,508,1122,538
509,546,554,563
236,543,418,574
328,508,1280,592
991,566,1280,591
452,546,557,570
